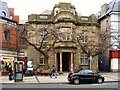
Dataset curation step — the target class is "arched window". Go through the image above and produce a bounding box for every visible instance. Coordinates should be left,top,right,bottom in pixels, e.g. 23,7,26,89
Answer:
2,11,7,17
3,29,10,42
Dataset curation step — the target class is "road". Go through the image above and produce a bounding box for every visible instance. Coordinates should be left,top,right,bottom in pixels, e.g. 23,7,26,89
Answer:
1,82,119,89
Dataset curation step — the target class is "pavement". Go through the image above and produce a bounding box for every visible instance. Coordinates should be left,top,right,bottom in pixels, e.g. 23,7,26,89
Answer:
1,72,119,84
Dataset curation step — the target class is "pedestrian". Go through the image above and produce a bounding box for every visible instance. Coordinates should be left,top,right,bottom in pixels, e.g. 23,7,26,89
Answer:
5,61,8,71
23,65,25,74
50,65,57,78
1,61,4,71
8,63,13,80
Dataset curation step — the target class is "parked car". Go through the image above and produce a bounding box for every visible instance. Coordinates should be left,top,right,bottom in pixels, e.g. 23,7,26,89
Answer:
67,69,105,85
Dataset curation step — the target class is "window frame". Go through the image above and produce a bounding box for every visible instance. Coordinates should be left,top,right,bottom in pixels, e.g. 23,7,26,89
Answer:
3,29,10,42
80,53,88,65
39,53,45,65
81,30,88,43
2,11,7,17
58,27,72,41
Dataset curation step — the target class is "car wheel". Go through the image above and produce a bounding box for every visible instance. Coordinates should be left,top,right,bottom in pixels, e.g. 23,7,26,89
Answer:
74,79,79,85
97,78,103,84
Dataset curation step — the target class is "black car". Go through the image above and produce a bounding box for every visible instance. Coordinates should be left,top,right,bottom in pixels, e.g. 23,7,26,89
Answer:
67,69,105,85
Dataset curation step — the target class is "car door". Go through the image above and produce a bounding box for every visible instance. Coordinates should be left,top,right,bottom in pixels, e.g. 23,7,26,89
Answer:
85,71,98,83
78,70,86,83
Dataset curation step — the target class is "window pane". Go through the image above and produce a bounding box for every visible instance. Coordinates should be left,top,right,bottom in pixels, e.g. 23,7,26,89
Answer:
3,29,10,42
81,30,88,43
39,53,45,65
80,53,88,65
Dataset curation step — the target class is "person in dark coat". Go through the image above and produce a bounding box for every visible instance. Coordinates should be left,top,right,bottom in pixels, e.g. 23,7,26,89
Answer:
8,63,13,80
50,65,57,78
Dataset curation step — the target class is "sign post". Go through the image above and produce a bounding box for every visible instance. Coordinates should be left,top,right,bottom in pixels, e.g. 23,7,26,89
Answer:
25,60,34,76
89,56,92,70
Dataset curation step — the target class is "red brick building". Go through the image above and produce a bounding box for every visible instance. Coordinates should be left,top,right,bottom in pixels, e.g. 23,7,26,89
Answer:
0,1,27,75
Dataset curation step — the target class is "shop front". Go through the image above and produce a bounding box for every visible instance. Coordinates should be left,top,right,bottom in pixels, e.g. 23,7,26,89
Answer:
0,56,15,75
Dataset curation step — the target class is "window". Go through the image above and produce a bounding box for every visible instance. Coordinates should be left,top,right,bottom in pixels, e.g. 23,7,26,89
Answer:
2,11,6,17
58,28,72,41
81,30,88,43
79,70,93,74
80,53,88,65
3,29,10,42
81,17,88,21
56,10,58,14
39,29,48,42
19,51,25,56
39,16,48,19
39,53,45,65
20,39,26,45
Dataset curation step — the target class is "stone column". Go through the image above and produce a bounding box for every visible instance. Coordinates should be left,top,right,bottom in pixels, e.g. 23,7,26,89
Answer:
60,52,62,71
55,53,57,64
71,52,73,72
54,52,57,71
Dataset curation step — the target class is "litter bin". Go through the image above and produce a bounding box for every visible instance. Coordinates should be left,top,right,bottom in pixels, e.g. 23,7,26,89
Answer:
14,61,23,82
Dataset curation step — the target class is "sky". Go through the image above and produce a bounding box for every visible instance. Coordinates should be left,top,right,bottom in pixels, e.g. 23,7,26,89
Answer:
2,0,113,20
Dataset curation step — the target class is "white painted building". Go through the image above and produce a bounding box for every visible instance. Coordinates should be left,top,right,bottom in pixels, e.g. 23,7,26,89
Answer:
98,0,120,72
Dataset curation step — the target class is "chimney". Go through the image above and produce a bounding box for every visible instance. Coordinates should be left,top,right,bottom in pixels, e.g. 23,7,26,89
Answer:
100,4,109,16
13,15,19,23
9,8,14,18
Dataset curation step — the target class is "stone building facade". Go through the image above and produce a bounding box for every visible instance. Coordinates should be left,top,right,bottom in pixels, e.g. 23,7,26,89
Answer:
27,2,100,72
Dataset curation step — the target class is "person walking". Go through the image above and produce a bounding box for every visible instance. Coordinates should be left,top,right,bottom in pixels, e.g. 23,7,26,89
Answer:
8,63,13,80
50,65,57,79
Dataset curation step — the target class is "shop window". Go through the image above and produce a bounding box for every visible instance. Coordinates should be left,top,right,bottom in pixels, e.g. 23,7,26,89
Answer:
3,29,10,42
80,53,88,65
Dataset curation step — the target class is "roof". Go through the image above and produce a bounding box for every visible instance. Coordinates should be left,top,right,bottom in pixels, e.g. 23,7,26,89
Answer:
99,0,120,20
0,1,10,19
41,10,52,15
54,2,75,9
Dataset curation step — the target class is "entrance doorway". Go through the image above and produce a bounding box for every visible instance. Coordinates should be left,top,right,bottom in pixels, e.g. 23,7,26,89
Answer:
57,52,71,72
62,52,70,71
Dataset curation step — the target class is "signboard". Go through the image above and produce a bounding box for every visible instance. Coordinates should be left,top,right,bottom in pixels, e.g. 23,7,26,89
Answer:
1,56,14,72
27,61,33,68
14,61,23,82
15,73,23,80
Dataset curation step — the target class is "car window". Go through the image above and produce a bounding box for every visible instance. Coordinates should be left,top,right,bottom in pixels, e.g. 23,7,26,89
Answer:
85,70,93,74
79,70,85,74
79,70,93,74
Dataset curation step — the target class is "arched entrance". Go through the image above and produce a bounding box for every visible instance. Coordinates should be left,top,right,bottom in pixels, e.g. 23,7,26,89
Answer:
57,52,71,72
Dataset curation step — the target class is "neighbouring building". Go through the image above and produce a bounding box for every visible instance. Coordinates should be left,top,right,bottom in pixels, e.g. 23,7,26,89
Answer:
0,1,27,75
98,0,120,72
27,2,100,72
